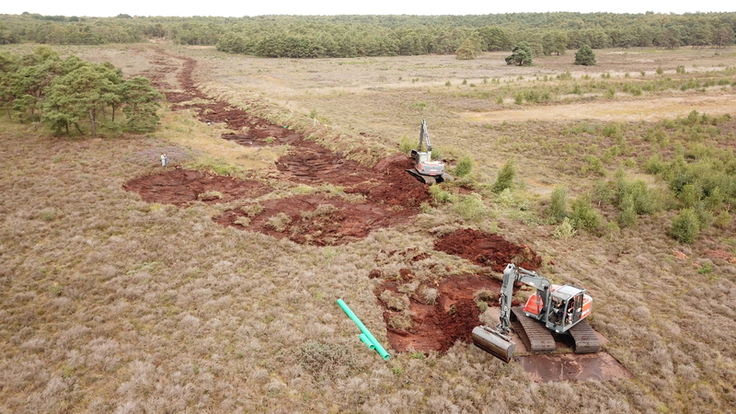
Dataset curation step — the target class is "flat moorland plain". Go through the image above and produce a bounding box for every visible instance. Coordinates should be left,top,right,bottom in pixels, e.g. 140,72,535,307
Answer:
2,44,736,413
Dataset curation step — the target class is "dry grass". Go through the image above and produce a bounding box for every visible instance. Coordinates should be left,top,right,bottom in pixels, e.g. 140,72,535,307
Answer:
2,43,736,413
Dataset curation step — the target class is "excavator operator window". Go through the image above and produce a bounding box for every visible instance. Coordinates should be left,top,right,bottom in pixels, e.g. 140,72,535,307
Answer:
565,299,574,326
550,297,564,325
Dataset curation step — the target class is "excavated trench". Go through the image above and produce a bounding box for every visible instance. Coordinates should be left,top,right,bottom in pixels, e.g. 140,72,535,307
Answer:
124,48,630,382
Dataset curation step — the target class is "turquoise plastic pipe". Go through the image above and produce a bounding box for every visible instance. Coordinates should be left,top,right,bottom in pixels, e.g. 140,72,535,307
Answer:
337,299,391,360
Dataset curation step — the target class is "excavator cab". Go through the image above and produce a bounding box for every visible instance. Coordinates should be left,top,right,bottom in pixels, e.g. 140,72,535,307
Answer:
545,286,586,333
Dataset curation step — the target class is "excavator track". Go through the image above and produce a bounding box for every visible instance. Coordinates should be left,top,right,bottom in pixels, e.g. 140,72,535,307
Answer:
568,319,601,354
511,307,556,353
405,168,437,185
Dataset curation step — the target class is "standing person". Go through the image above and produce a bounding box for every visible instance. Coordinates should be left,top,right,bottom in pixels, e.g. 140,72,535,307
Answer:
161,153,167,167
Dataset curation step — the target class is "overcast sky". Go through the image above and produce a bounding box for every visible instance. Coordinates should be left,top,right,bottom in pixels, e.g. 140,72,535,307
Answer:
0,1,731,18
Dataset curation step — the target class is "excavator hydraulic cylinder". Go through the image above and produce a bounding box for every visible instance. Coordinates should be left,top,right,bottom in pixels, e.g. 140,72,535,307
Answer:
472,325,516,363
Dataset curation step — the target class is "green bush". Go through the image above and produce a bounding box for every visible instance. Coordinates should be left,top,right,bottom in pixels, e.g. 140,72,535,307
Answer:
670,208,700,243
582,155,606,176
399,136,414,154
453,155,474,177
714,210,731,229
574,44,596,66
552,217,577,240
453,193,487,221
429,185,456,203
618,194,638,227
547,186,568,223
492,160,515,193
602,123,622,138
570,195,603,233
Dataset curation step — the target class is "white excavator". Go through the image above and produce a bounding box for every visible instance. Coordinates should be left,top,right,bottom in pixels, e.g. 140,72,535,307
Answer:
405,120,453,185
472,263,600,362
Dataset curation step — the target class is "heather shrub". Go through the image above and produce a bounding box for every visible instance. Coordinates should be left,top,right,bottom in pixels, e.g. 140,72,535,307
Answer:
453,193,487,221
265,212,292,232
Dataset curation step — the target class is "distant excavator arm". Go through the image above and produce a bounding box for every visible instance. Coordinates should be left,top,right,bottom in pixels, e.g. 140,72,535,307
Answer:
418,119,432,153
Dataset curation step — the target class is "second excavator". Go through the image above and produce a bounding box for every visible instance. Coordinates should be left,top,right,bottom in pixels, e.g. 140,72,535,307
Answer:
472,263,600,362
405,119,453,185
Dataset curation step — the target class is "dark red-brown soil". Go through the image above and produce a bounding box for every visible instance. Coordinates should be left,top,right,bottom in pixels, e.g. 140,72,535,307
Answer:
434,228,543,272
214,194,419,246
372,233,542,354
519,353,632,383
123,169,271,206
125,48,623,382
377,274,502,353
124,48,431,246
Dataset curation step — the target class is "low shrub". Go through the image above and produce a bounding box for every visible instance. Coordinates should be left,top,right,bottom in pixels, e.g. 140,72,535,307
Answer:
197,191,223,201
265,212,292,232
492,160,515,193
240,203,265,217
380,290,410,311
453,193,487,221
453,155,474,177
552,217,577,240
547,186,568,223
570,195,603,233
670,208,700,243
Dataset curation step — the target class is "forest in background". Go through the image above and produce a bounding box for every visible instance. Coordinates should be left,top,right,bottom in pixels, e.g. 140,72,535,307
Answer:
0,12,735,58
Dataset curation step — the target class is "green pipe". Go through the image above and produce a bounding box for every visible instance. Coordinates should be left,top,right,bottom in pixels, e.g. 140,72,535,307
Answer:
337,299,391,360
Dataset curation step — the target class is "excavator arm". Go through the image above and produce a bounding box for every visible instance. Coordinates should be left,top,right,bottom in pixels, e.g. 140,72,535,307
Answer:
472,263,551,363
497,264,551,335
418,119,432,152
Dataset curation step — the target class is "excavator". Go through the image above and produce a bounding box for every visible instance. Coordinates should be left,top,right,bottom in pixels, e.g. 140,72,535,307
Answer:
472,263,600,362
405,120,453,185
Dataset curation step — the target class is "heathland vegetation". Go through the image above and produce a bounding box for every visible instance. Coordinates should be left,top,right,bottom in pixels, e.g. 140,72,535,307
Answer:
1,18,736,414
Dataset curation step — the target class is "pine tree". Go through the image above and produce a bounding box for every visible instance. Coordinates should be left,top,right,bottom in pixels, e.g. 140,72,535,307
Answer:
505,42,532,66
574,44,596,66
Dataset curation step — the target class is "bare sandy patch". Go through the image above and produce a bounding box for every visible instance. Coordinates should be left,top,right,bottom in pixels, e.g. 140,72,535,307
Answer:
461,93,736,124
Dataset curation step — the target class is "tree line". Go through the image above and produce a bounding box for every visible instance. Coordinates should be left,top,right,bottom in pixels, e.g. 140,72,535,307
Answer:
0,12,734,57
0,47,162,136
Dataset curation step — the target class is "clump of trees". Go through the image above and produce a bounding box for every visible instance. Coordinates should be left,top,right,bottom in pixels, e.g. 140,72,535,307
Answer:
0,47,161,136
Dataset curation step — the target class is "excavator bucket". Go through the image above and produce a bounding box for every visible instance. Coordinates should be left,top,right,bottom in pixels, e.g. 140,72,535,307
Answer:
472,326,516,363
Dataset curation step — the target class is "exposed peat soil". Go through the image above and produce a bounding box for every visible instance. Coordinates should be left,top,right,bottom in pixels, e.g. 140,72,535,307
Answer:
124,49,628,382
123,169,271,206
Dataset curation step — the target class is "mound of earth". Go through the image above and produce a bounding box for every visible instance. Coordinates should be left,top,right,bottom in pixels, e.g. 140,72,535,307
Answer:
376,274,503,353
214,194,420,246
123,169,271,206
355,155,431,207
434,228,542,272
374,231,543,354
